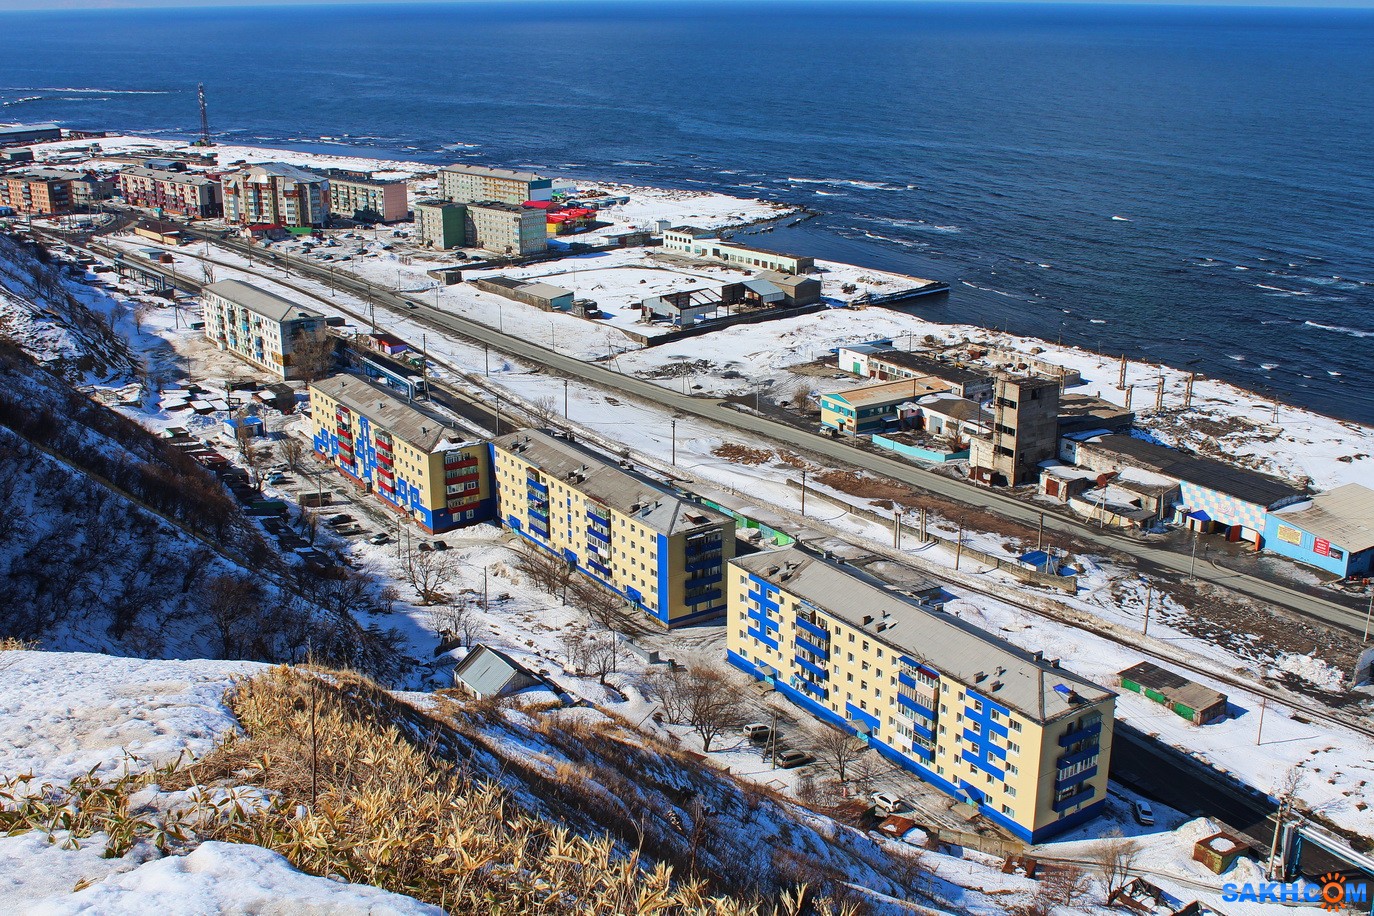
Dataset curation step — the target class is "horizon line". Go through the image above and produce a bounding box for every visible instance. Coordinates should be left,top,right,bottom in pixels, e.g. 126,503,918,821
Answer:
3,0,1374,13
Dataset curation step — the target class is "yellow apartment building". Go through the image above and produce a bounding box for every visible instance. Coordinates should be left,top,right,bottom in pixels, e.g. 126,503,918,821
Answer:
727,547,1114,843
492,429,735,627
308,374,493,533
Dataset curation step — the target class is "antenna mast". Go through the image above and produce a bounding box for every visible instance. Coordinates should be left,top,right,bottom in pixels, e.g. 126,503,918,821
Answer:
197,83,212,146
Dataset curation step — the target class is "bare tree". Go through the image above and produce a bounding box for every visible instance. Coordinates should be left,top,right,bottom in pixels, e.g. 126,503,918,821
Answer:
650,665,745,752
404,548,458,605
202,573,267,659
291,329,337,382
279,435,305,473
514,542,574,603
231,408,269,490
847,747,891,795
791,381,813,414
1095,830,1141,897
1036,865,1091,913
585,631,624,686
132,301,154,334
814,728,867,784
568,576,643,636
560,628,591,674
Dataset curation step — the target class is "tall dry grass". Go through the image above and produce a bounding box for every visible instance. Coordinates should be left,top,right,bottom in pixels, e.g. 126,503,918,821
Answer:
169,666,857,916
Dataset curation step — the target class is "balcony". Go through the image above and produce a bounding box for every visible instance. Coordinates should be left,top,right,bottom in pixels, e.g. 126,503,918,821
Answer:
794,655,828,681
1051,785,1096,813
795,616,829,642
896,691,936,719
1055,765,1098,790
1058,716,1102,748
795,634,828,660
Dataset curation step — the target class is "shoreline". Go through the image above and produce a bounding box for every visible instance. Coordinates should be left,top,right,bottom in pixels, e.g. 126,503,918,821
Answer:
18,130,1374,465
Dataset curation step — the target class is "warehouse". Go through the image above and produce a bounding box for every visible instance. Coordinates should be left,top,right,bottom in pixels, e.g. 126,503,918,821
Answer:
1263,483,1374,579
819,377,953,436
473,276,575,312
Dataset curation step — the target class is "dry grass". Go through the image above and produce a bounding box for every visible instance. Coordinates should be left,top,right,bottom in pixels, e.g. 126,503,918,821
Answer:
0,637,36,651
168,666,857,916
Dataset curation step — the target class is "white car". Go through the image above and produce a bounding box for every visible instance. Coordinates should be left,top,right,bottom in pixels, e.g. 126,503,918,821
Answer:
1132,800,1155,826
741,723,772,743
871,792,903,814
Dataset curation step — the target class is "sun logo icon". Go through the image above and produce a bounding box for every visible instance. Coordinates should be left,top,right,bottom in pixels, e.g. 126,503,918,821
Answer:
1319,872,1346,911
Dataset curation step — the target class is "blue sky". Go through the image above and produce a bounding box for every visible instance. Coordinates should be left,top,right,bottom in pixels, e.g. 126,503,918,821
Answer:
0,0,1370,11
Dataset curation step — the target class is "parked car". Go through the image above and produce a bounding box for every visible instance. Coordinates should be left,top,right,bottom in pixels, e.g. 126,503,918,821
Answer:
1132,800,1155,826
741,723,772,744
871,792,903,814
432,540,450,551
418,542,433,552
368,533,390,545
775,750,814,769
266,472,288,484
326,514,354,527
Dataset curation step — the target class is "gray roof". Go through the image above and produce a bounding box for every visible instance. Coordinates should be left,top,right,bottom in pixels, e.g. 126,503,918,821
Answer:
230,162,327,185
521,282,573,300
454,645,540,698
756,270,820,290
0,123,59,135
121,166,217,186
732,547,1111,723
1082,434,1301,508
869,350,993,388
918,395,988,424
415,198,463,210
311,374,474,453
741,278,784,298
440,163,546,183
493,429,732,536
204,279,323,324
1271,483,1374,551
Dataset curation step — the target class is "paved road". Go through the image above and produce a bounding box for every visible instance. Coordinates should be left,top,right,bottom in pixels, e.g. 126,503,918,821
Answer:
150,228,1373,635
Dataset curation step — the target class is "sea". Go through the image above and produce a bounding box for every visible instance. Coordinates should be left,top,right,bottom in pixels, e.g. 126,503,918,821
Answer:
1,1,1372,423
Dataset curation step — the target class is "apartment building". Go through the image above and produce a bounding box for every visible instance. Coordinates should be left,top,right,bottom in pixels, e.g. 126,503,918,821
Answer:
968,376,1061,486
465,201,547,256
0,171,72,215
662,227,814,275
727,547,1114,843
119,166,223,218
325,169,408,223
438,164,552,206
202,279,327,379
309,374,493,533
221,163,330,228
492,429,735,627
413,199,467,249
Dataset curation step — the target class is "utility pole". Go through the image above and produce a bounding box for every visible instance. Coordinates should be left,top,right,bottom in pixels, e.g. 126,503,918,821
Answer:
1037,512,1045,552
955,516,964,571
1142,582,1152,636
1155,374,1164,412
484,343,489,377
1124,384,1133,411
768,708,780,769
1117,354,1126,390
1363,589,1373,643
892,510,900,549
1256,697,1267,746
563,379,569,418
421,333,428,400
1184,372,1195,410
800,467,807,516
670,419,676,467
1189,529,1199,580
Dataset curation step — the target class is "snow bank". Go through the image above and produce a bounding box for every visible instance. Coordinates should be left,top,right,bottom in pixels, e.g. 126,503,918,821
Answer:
0,651,263,787
9,839,443,916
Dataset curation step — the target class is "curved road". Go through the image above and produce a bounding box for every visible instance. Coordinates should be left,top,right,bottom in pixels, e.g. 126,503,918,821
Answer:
157,227,1373,635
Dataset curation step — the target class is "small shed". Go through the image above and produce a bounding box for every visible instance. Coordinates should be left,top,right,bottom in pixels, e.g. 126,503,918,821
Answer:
453,644,541,700
1192,832,1248,875
223,415,264,440
1117,661,1228,725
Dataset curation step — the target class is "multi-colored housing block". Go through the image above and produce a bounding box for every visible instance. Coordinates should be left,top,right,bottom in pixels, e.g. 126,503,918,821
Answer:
727,547,1114,843
308,375,493,533
491,429,735,627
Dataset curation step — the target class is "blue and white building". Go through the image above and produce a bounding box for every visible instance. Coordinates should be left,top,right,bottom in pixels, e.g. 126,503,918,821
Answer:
1263,483,1374,579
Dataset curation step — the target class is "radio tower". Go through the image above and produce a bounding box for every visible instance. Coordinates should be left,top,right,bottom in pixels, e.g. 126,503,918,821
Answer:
196,83,212,147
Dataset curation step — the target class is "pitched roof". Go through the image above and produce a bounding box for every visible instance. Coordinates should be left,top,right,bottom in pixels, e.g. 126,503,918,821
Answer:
454,645,540,698
232,162,327,185
733,547,1111,723
310,374,475,453
493,429,732,536
440,163,546,183
1271,483,1374,550
121,166,217,186
869,350,993,387
204,279,322,323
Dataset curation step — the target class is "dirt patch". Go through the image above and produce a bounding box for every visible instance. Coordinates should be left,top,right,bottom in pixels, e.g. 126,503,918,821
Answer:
712,443,775,465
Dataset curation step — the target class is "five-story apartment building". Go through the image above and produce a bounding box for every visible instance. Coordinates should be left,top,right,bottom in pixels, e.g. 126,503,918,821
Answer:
438,164,552,206
202,279,327,379
309,374,493,533
119,166,223,219
222,163,330,228
727,547,1113,843
492,429,734,626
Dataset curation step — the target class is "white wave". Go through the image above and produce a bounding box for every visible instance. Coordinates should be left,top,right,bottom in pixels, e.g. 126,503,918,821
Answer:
960,281,1020,299
1038,263,1052,269
1228,354,1247,361
1089,319,1106,324
1329,371,1343,377
861,231,928,250
814,190,840,196
1260,363,1279,371
1304,321,1374,339
1111,215,1131,221
1,86,170,95
1255,283,1311,296
1,95,43,106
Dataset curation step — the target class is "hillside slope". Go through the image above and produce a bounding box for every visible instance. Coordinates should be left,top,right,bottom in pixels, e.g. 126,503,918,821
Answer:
0,650,1025,915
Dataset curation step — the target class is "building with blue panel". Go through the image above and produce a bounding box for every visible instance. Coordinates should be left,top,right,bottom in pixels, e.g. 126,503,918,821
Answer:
1263,483,1374,579
492,429,736,627
728,547,1115,843
308,374,494,533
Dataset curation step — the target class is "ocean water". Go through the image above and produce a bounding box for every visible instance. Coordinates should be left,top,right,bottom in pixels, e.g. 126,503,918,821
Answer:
2,1,1372,423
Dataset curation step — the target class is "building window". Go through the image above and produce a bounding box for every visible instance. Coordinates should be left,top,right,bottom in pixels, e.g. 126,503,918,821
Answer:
1008,741,1020,755
1006,786,1017,798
